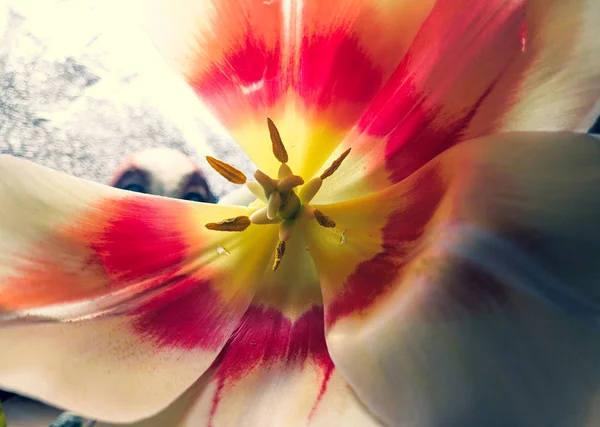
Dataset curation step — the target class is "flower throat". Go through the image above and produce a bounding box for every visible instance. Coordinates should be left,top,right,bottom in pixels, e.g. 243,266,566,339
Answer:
204,118,350,271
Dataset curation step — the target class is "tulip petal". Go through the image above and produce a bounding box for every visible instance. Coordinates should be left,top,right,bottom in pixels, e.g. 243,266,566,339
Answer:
468,0,600,134
96,304,382,427
0,156,276,422
311,132,600,426
316,0,599,203
144,0,435,177
305,0,525,203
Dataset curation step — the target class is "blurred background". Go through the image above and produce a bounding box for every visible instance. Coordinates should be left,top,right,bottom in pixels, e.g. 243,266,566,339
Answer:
0,0,254,198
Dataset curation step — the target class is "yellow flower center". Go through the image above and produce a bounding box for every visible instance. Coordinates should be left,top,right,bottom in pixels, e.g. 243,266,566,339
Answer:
204,118,350,271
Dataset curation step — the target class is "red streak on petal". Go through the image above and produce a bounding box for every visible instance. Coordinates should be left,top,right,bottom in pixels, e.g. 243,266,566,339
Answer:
92,197,188,284
190,31,384,130
309,355,335,420
2,234,109,309
299,33,383,126
208,380,224,427
89,197,240,351
382,79,497,183
1,196,190,310
208,305,334,425
214,305,331,380
520,19,527,53
356,0,524,182
326,169,445,327
327,167,511,326
189,35,283,127
131,274,237,351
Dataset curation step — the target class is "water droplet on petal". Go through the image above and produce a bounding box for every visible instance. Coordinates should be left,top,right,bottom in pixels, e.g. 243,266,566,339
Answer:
217,244,230,256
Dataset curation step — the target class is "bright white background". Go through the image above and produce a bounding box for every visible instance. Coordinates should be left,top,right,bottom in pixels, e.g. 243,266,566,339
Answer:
0,0,253,197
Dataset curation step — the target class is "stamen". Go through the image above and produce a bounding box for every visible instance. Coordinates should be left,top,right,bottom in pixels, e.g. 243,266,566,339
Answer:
298,177,322,204
205,118,349,277
246,181,268,202
206,156,247,184
300,205,316,221
277,175,304,193
205,216,251,231
313,209,336,228
267,191,282,220
278,163,293,180
254,170,277,193
250,207,282,224
320,148,351,180
267,118,289,163
272,240,286,271
279,220,294,242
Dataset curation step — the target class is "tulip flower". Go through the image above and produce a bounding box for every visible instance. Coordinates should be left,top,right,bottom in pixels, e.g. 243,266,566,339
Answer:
1,0,599,426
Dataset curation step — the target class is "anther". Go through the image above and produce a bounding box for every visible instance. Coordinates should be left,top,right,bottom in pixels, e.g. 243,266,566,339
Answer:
205,216,251,231
267,118,289,163
206,156,247,184
272,240,286,271
313,209,336,228
320,148,351,180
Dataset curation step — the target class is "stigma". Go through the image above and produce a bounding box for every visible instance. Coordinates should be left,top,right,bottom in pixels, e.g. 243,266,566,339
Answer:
204,118,349,271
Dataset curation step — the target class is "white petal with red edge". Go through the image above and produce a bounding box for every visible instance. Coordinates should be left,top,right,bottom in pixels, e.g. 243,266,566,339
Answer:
314,0,600,204
468,0,600,135
143,0,434,177
96,305,382,427
320,132,600,426
0,156,275,422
